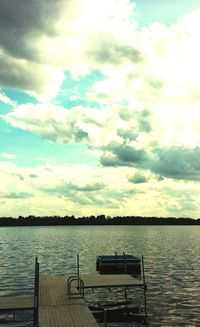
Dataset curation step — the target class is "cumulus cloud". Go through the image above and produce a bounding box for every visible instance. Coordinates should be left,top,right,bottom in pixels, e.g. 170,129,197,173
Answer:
0,51,64,98
0,159,200,217
152,146,200,181
1,0,200,103
88,35,143,65
0,160,141,215
0,192,31,199
0,0,63,60
101,144,200,182
128,173,148,184
0,0,67,97
41,181,105,195
1,103,90,143
0,91,15,106
0,153,16,160
2,1,200,218
0,0,137,97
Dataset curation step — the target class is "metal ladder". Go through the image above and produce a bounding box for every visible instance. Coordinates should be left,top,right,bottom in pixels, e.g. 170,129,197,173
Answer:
67,275,84,298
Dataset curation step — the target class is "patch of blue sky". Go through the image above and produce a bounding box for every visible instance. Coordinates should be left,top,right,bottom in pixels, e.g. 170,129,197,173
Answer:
0,102,13,114
0,124,97,167
2,88,39,105
54,69,105,109
133,0,200,28
0,120,12,138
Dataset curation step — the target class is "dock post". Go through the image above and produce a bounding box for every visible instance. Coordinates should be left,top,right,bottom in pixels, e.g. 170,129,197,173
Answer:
77,253,80,290
124,287,128,302
123,251,127,274
142,255,147,316
104,308,107,327
77,253,80,277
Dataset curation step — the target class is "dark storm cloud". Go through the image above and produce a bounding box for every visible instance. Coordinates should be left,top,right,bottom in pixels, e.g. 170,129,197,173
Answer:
152,146,200,181
0,0,62,60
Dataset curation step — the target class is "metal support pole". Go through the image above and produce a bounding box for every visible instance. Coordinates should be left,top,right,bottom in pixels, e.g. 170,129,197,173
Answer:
142,255,147,316
77,253,80,276
104,308,107,327
124,287,128,302
123,251,127,274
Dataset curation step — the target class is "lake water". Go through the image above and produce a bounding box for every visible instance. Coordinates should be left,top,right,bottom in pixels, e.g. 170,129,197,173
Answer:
0,225,200,326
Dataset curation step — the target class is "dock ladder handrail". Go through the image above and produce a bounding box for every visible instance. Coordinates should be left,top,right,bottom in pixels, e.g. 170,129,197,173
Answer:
67,275,84,299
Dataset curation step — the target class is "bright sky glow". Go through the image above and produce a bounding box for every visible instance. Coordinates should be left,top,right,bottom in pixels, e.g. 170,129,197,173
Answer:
1,0,200,218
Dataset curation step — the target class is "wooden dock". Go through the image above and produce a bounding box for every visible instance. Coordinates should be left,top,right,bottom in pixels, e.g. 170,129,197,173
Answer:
39,273,145,327
39,276,99,327
0,255,147,326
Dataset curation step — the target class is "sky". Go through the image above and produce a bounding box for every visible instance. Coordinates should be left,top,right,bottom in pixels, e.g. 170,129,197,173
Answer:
1,0,200,218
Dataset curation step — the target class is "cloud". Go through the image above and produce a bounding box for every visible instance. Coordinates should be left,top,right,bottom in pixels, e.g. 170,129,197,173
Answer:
0,159,200,218
2,2,200,218
100,143,149,167
0,153,16,160
101,144,200,183
128,173,148,184
0,192,31,199
88,35,143,65
0,91,15,106
0,50,64,98
41,181,105,195
0,0,137,97
1,0,200,105
152,146,200,181
0,0,63,60
0,0,67,97
1,103,90,143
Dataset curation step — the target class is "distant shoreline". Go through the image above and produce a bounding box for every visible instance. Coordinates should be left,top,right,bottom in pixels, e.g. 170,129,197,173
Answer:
0,215,199,226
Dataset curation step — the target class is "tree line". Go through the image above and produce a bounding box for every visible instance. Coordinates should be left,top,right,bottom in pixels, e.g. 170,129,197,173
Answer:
0,215,199,226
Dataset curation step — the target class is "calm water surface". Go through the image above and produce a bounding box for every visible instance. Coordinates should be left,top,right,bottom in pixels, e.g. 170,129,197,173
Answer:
0,225,200,326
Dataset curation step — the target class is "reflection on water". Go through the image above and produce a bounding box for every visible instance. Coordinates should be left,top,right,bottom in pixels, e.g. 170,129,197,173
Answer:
0,225,200,326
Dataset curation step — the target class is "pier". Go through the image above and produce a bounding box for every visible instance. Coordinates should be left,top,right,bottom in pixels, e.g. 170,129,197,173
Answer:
0,255,147,326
